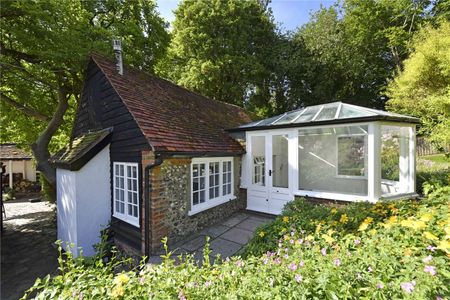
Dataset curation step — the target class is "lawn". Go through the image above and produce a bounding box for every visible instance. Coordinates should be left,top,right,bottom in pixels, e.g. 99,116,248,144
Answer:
24,187,450,299
419,154,450,168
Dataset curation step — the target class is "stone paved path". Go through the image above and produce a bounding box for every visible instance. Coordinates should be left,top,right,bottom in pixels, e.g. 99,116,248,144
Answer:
1,195,58,300
149,211,274,265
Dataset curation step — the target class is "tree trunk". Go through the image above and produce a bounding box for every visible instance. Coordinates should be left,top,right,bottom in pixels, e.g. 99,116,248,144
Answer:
31,85,70,198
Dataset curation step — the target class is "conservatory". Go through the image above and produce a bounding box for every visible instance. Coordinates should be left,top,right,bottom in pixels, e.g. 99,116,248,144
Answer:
229,102,420,215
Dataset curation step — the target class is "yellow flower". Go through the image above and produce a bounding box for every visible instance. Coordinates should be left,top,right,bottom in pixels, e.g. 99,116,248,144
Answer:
322,234,334,244
340,214,349,224
111,285,125,298
369,229,377,235
259,231,265,238
306,235,314,241
420,213,433,222
113,273,130,286
383,216,398,228
403,248,412,257
315,224,322,233
400,218,426,230
283,216,289,223
331,208,338,214
358,217,373,231
423,231,439,241
437,240,450,253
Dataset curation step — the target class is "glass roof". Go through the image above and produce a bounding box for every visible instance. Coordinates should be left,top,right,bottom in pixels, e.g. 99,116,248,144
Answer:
239,102,419,129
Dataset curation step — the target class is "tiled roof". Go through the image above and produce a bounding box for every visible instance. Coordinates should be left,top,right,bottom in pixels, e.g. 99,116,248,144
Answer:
0,144,32,160
91,54,251,154
50,128,112,170
232,102,420,132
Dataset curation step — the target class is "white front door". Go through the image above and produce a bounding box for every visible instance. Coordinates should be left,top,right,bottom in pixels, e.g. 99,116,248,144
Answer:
247,133,293,214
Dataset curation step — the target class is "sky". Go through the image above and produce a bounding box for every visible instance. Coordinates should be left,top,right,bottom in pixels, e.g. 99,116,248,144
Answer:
156,0,335,32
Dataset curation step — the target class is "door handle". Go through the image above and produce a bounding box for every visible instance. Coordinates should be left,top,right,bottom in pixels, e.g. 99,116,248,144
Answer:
269,170,272,176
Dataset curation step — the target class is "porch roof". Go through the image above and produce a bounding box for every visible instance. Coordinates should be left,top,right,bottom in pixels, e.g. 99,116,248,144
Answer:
228,102,420,132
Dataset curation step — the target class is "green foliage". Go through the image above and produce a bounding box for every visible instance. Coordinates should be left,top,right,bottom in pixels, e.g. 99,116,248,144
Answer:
1,0,169,151
387,21,450,150
157,0,277,108
417,156,450,195
39,172,56,203
24,190,450,299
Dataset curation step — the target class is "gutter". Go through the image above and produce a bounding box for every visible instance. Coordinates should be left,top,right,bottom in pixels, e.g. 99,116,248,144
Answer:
143,154,164,258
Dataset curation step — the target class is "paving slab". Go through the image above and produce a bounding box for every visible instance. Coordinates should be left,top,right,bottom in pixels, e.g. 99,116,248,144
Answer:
199,224,230,238
221,213,249,227
181,235,208,252
221,227,254,245
236,218,268,232
209,238,242,258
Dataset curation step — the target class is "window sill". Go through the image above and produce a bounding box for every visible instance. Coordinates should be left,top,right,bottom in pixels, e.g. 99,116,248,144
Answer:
113,213,140,228
188,195,237,216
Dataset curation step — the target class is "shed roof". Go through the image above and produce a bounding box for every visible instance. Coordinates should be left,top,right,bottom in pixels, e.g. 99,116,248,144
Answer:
91,54,251,155
229,102,420,132
0,143,32,160
50,128,112,171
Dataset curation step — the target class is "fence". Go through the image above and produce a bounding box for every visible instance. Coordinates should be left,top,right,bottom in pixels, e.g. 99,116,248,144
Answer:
416,137,450,156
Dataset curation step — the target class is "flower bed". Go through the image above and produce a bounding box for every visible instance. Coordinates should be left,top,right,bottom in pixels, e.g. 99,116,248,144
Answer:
25,188,450,299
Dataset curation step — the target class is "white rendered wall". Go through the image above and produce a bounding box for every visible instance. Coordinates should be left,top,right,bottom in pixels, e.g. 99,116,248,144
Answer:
56,145,111,257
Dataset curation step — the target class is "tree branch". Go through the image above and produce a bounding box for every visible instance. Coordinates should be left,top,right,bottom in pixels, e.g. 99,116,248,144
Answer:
0,43,42,64
0,92,51,121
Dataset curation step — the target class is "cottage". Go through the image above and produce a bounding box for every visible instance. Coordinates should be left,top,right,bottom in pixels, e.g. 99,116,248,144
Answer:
52,52,419,258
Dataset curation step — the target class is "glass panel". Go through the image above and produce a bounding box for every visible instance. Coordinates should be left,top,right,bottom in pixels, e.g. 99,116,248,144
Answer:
273,110,303,125
272,134,289,188
338,105,373,119
315,103,339,121
298,126,368,196
295,106,321,123
251,136,266,186
381,126,411,196
337,136,366,176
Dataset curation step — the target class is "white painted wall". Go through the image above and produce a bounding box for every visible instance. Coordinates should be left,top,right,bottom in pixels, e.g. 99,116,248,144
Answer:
56,145,111,257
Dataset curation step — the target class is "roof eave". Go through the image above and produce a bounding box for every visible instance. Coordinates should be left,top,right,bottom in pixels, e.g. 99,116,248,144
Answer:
226,115,420,132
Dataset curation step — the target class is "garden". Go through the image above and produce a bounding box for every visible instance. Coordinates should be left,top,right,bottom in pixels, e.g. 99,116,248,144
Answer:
24,185,449,299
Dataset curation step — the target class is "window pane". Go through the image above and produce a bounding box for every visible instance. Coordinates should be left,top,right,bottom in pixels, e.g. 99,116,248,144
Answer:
272,134,289,188
337,136,366,176
298,126,368,196
251,136,265,186
200,190,205,203
193,192,199,205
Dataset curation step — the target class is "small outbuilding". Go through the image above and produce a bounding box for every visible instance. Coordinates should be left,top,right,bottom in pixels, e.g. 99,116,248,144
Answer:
0,143,38,188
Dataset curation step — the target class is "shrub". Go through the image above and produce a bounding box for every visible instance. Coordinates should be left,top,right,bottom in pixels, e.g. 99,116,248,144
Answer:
24,189,450,299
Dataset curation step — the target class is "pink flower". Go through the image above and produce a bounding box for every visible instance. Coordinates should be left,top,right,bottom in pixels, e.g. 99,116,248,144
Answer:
289,263,298,271
427,245,436,252
274,258,281,264
354,239,361,245
367,266,373,273
295,274,303,283
284,254,289,259
321,248,327,256
424,265,436,276
400,281,416,294
291,231,295,236
236,260,244,267
178,291,186,300
290,239,294,244
299,261,305,267
437,296,443,300
297,239,304,244
334,259,341,266
422,255,433,263
204,281,212,287
263,258,269,265
376,282,384,289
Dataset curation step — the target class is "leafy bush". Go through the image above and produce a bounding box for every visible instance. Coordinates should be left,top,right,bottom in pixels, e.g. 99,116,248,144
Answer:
24,189,450,299
416,157,449,195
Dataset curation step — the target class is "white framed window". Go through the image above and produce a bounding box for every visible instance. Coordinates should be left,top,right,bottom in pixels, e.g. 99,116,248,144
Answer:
336,134,367,178
113,162,139,227
190,157,235,215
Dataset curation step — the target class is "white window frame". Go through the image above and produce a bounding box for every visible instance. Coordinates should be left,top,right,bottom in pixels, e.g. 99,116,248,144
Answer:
189,157,235,216
113,162,140,227
335,133,368,179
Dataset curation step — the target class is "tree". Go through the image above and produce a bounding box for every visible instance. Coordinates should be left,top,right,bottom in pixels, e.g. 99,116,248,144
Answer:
386,21,450,150
1,0,169,194
289,0,440,109
157,0,277,108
